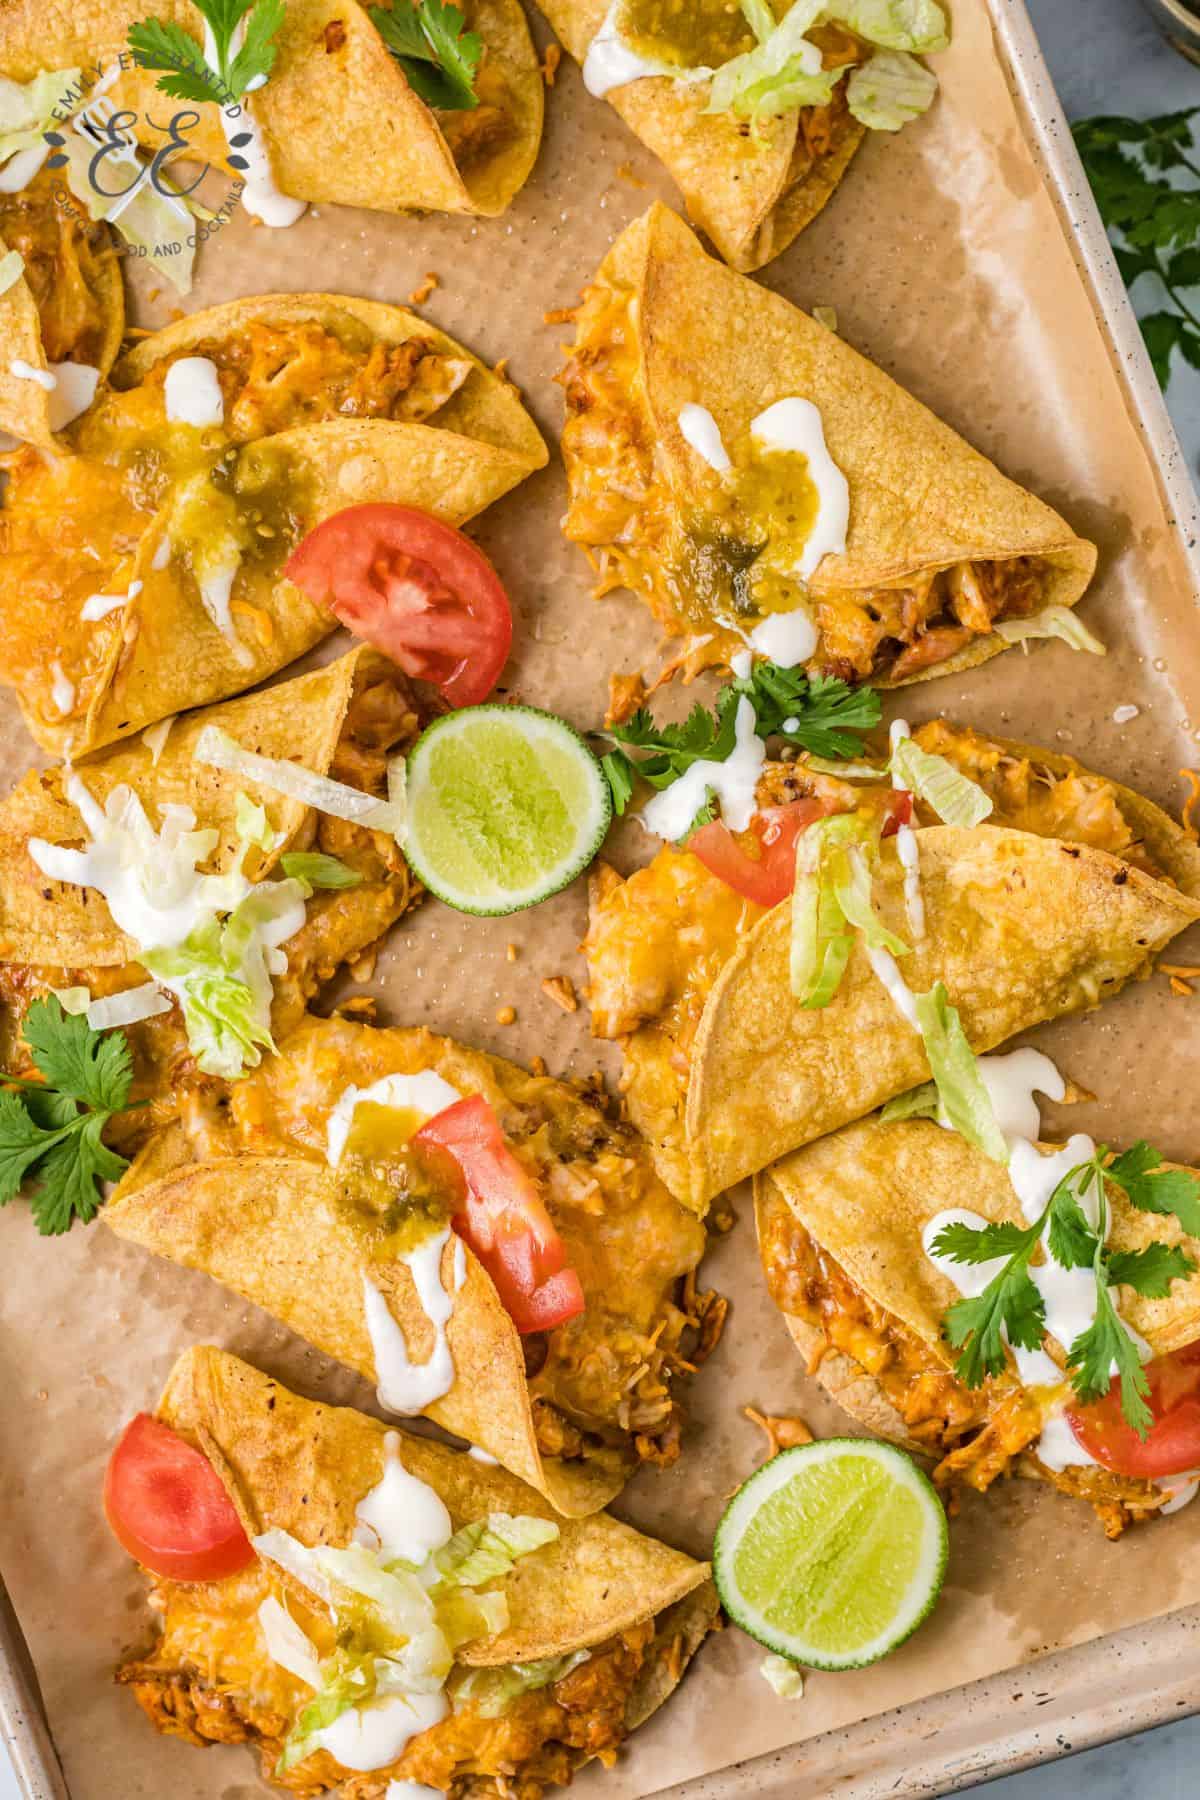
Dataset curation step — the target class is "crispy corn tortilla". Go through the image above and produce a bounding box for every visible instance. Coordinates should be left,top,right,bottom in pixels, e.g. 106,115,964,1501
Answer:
157,1346,716,1667
535,2,865,269
0,169,124,448
563,205,1096,684
755,1118,1200,1436
1,0,543,218
107,1014,709,1516
669,826,1200,1208
0,293,546,757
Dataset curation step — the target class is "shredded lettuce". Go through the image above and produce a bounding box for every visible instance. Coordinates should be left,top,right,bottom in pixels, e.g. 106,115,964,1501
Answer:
993,605,1107,657
846,48,937,129
791,814,901,1006
280,851,363,890
235,791,280,854
889,737,993,827
435,1585,510,1650
279,1657,378,1772
0,69,80,161
0,248,24,296
454,1651,591,1718
53,124,202,295
432,1514,560,1589
823,0,948,53
911,982,1008,1163
832,842,910,955
879,1080,940,1123
707,0,842,127
196,726,408,844
800,754,888,779
257,1596,322,1690
143,878,307,1079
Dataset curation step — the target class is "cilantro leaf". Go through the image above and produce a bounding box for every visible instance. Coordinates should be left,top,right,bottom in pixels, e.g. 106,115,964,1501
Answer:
1106,1140,1200,1234
0,998,133,1235
937,1212,1046,1387
1044,1167,1101,1271
929,1217,1032,1265
732,663,882,760
1066,1278,1153,1433
129,0,282,105
1105,1241,1195,1299
687,789,718,836
370,0,482,111
127,18,225,102
600,750,637,817
24,995,133,1113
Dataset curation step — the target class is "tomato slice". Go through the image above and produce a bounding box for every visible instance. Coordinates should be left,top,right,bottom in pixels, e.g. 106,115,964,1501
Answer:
284,504,513,707
104,1414,255,1582
413,1095,585,1335
689,799,833,907
1066,1339,1200,1478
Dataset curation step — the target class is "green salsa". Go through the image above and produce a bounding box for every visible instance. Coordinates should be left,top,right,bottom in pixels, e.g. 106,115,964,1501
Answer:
618,0,756,69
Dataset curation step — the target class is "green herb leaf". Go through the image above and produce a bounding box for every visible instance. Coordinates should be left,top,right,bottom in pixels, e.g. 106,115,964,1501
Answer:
600,749,637,817
370,0,482,110
1066,1278,1153,1433
129,0,282,104
228,0,285,96
1106,1139,1200,1234
1044,1167,1101,1271
940,1221,1046,1388
732,663,882,760
1105,1241,1195,1299
929,1217,1035,1264
127,18,225,102
0,997,133,1234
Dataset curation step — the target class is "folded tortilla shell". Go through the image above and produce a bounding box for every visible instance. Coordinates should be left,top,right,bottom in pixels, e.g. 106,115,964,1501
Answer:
0,646,403,968
0,238,123,450
568,205,1096,683
106,1016,708,1516
157,1345,716,1668
1,0,543,217
755,1118,1200,1447
4,286,545,756
535,4,864,269
666,824,1200,1209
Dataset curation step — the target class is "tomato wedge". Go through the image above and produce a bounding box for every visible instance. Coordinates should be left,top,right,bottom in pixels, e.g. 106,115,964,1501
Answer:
284,504,513,707
413,1095,585,1335
689,790,913,908
104,1413,254,1582
1066,1339,1200,1479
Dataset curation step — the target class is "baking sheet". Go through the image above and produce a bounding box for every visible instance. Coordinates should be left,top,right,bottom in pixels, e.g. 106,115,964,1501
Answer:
3,0,1200,1796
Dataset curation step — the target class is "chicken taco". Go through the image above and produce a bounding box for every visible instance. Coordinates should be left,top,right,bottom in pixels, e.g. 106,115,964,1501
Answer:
757,1107,1200,1538
0,648,424,1150
537,0,948,271
0,160,124,448
110,1346,717,1794
105,1012,721,1514
0,291,546,756
585,712,1200,1211
0,0,543,227
560,205,1097,698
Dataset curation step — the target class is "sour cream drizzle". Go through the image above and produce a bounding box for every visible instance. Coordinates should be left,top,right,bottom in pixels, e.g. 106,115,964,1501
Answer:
47,360,99,431
81,578,142,621
642,694,764,840
354,1431,453,1565
164,356,225,427
678,403,731,473
9,358,54,390
316,1691,450,1772
326,1072,463,1167
582,0,709,95
363,1232,466,1416
751,398,849,579
49,662,75,716
202,23,307,228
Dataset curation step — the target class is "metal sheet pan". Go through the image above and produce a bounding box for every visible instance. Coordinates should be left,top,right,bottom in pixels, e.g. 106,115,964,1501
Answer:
2,0,1200,1795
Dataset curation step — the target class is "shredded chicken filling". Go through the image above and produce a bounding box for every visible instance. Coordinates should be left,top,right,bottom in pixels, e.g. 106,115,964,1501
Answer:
759,1189,1161,1537
0,164,116,367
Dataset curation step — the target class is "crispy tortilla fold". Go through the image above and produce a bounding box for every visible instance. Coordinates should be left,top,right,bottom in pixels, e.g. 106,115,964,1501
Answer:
105,1013,713,1516
638,826,1200,1210
0,648,424,1142
535,3,866,269
0,168,124,447
755,1119,1200,1530
586,723,1200,1216
560,205,1096,691
117,1346,716,1796
1,0,542,218
0,292,545,757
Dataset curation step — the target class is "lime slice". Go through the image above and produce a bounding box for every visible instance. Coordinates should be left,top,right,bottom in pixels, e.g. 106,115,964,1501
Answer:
403,705,612,916
713,1439,947,1671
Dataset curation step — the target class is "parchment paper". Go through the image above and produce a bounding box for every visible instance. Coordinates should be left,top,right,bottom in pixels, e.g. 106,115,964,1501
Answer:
2,1,1200,1797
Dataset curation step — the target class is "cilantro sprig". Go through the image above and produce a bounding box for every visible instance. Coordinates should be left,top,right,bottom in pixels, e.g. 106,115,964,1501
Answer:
0,997,134,1236
370,0,482,111
600,663,881,823
1074,109,1200,388
128,0,285,107
933,1143,1200,1435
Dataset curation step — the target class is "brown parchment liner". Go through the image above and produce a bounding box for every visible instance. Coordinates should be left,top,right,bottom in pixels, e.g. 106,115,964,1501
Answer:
2,1,1200,1798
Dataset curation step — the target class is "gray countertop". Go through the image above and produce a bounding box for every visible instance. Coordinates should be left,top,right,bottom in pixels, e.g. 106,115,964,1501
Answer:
965,2,1200,1795
0,7,1195,1800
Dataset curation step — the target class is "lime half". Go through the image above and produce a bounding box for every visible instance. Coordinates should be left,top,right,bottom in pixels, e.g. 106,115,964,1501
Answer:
403,704,612,916
713,1439,947,1671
